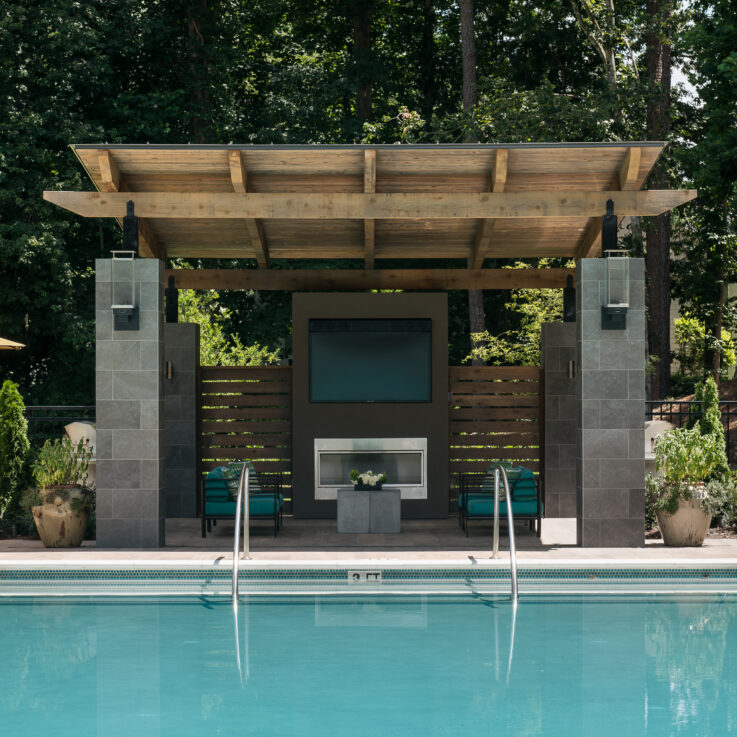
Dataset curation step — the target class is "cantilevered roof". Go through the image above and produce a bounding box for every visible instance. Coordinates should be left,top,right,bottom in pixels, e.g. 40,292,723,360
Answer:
44,143,695,267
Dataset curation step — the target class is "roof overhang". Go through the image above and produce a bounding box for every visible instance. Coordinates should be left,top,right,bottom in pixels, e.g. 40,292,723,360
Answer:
44,142,695,268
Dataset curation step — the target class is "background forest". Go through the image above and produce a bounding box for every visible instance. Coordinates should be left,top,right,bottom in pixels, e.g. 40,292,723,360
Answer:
1,0,735,404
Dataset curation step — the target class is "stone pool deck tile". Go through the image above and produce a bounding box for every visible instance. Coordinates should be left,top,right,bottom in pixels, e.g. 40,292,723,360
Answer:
1,518,735,567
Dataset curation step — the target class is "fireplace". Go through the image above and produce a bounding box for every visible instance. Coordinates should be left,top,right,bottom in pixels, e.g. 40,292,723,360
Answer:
314,438,427,500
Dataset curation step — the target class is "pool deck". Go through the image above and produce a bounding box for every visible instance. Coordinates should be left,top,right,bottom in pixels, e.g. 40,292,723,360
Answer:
1,518,736,567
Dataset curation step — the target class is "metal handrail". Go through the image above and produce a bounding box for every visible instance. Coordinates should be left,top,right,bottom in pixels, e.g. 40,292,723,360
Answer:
232,463,250,600
491,464,519,601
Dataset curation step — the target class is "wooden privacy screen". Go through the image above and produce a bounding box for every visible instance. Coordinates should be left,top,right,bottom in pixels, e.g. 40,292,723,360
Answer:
199,366,292,491
198,364,542,509
449,366,542,494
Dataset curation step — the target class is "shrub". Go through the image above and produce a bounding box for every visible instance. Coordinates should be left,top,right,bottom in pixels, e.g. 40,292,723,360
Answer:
0,380,30,520
654,426,723,487
691,376,729,476
32,436,93,491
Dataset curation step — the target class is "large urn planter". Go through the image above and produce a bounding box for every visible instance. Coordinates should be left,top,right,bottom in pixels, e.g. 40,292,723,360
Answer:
31,486,89,548
655,498,712,547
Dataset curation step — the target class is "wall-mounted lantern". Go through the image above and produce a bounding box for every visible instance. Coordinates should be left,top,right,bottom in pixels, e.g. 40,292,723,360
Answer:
111,201,139,331
111,250,138,331
600,199,629,330
563,274,576,322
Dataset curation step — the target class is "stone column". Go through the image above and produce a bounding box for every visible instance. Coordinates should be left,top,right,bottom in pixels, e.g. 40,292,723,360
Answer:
576,257,646,547
541,322,577,518
163,323,200,518
95,258,165,548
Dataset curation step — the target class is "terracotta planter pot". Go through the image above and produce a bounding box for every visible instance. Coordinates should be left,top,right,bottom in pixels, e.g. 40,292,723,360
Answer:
31,486,88,548
656,497,712,547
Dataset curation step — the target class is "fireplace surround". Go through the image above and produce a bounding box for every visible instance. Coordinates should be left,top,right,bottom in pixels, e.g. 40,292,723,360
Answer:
314,437,427,500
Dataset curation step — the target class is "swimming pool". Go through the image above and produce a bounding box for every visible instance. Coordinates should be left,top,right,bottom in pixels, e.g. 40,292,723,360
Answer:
2,594,736,736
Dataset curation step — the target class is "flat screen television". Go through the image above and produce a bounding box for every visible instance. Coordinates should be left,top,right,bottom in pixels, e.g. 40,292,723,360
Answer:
309,318,432,402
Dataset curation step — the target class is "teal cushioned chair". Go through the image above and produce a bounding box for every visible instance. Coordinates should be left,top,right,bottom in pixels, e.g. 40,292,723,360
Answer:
201,461,283,538
458,464,543,537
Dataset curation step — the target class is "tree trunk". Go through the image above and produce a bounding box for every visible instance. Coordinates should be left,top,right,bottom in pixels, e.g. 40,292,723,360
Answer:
420,0,435,123
459,0,486,359
459,0,477,118
351,0,373,123
186,0,210,144
645,0,672,399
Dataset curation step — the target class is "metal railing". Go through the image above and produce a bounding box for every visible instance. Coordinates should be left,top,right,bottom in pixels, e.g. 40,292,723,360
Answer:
646,399,737,459
232,463,251,601
491,464,519,602
24,405,95,444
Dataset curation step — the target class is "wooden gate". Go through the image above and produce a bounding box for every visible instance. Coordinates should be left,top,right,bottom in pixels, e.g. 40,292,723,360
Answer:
198,366,292,495
449,366,543,499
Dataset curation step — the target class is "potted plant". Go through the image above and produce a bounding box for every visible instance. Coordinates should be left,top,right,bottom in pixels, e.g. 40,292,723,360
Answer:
646,426,723,546
24,436,94,547
350,469,387,491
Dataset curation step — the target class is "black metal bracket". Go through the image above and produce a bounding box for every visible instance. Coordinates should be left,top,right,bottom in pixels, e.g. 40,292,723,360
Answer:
601,304,627,330
113,306,139,331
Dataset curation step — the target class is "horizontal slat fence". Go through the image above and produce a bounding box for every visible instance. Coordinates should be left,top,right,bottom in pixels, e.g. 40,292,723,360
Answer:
449,366,542,502
199,366,291,495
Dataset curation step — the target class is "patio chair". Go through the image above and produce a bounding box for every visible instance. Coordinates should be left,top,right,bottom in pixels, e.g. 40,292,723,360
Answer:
458,464,543,538
201,461,284,538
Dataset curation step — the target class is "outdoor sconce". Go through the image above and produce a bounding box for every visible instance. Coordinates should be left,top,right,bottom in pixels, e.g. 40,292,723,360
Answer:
600,199,629,331
110,201,139,331
567,360,576,379
165,276,179,323
111,250,139,331
166,361,174,380
563,274,576,322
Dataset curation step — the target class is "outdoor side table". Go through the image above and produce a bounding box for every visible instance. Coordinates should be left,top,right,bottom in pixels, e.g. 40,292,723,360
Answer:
337,488,401,534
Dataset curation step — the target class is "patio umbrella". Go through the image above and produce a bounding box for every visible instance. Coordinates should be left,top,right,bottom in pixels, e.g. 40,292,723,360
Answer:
0,337,25,350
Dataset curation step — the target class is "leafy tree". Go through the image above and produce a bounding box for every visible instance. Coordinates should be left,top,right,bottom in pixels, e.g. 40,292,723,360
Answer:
463,260,567,366
673,315,735,382
676,0,737,379
0,380,30,520
178,288,281,367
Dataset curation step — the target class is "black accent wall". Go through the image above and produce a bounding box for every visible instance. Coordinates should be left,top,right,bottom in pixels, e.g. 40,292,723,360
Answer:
291,293,449,519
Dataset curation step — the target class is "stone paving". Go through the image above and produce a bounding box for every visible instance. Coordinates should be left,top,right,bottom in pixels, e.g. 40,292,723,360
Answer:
1,518,736,565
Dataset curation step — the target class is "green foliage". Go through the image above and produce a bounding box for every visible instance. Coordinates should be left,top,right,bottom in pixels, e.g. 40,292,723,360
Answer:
464,260,568,365
654,426,722,487
674,316,735,379
0,380,30,519
31,437,93,491
693,376,730,476
178,287,281,367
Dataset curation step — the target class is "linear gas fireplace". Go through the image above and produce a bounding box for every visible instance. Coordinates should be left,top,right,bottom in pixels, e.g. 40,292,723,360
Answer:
314,438,427,500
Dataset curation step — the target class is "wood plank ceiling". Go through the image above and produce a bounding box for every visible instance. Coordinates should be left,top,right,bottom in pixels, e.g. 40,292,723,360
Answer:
55,143,693,265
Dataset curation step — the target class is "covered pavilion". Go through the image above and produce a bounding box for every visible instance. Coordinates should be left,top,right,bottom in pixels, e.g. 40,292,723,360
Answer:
43,142,696,549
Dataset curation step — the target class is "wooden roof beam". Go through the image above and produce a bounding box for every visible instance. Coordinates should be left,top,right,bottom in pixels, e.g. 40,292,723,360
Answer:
576,146,644,259
619,146,642,191
43,190,698,220
167,267,576,291
364,149,376,268
97,149,165,260
229,150,269,268
98,150,120,193
470,149,508,269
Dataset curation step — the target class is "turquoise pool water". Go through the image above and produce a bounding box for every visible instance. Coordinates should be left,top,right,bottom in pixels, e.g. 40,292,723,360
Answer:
2,594,736,736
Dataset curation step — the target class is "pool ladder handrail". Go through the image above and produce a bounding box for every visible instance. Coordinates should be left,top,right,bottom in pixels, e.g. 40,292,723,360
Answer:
491,464,519,602
232,463,250,600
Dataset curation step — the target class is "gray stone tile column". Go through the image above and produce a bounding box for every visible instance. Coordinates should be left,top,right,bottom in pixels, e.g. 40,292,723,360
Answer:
95,258,165,548
164,323,200,517
542,322,577,518
576,257,646,547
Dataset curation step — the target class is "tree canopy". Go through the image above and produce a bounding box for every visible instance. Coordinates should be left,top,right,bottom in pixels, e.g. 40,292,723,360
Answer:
0,1,732,402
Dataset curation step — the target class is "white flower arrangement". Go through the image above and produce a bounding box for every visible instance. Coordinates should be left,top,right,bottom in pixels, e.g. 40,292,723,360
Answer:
349,469,388,488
